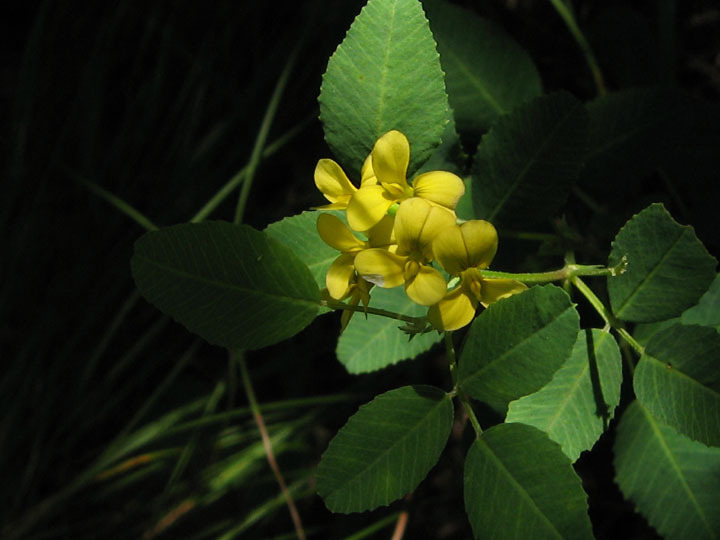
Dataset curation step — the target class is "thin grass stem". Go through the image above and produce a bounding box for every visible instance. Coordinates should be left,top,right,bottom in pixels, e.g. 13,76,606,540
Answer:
233,48,300,224
548,0,607,95
235,350,306,540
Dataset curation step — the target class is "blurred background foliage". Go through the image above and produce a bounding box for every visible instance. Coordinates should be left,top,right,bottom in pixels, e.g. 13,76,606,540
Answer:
2,0,718,538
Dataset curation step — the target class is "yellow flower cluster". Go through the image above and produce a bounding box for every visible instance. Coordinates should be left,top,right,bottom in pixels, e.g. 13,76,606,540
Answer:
314,130,526,331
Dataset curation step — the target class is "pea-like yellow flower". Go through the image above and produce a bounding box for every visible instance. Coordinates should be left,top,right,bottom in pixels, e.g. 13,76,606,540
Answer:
428,220,527,331
314,155,376,210
346,130,465,231
354,198,455,306
317,213,394,300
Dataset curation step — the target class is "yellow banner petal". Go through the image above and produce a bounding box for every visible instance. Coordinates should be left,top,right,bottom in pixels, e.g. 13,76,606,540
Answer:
317,213,365,252
413,171,466,210
314,159,356,205
461,220,498,269
427,286,478,331
371,130,410,187
360,154,378,186
432,224,468,275
326,253,357,300
354,248,406,288
367,214,396,248
405,265,448,306
347,185,395,231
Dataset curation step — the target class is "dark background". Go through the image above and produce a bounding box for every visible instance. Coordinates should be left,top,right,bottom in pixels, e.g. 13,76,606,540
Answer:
2,1,718,538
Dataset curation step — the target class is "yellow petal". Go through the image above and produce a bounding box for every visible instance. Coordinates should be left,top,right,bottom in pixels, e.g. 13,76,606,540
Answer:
347,185,396,231
371,130,410,188
317,213,365,253
314,159,356,205
479,279,528,307
405,265,448,306
427,286,478,331
367,214,396,248
360,154,378,186
354,248,406,288
413,171,466,210
432,224,468,275
461,220,498,269
394,198,432,253
326,253,356,300
395,198,457,257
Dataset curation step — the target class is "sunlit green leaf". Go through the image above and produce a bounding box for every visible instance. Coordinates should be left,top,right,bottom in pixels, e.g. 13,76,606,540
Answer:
614,401,720,540
506,329,622,462
131,222,320,350
458,285,580,413
336,287,441,374
681,273,720,330
471,92,588,227
634,323,720,446
425,0,541,135
316,385,453,513
464,423,593,540
608,203,717,322
319,0,449,177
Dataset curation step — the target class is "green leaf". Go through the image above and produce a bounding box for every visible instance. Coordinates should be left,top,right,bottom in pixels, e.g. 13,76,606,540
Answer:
336,287,441,374
264,210,343,290
682,273,720,330
464,423,593,540
505,329,622,462
634,323,720,447
316,385,453,513
471,91,588,226
580,87,684,191
319,0,449,177
131,221,320,350
458,285,580,413
614,401,720,540
608,203,717,322
424,0,541,135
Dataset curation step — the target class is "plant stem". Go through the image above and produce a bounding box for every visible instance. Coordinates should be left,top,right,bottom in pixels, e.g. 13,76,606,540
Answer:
322,299,427,326
234,350,306,540
233,48,299,225
480,262,622,283
548,0,607,95
444,332,483,438
571,275,645,355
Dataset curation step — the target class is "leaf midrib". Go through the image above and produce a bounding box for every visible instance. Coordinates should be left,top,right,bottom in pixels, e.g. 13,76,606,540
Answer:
324,391,450,504
614,227,686,318
460,303,575,387
486,99,581,221
476,435,566,539
136,255,320,309
637,402,716,537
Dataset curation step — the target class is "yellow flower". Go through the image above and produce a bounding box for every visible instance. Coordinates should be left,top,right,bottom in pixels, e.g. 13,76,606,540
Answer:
316,213,394,300
354,198,455,306
428,220,527,331
314,155,377,210
346,130,465,231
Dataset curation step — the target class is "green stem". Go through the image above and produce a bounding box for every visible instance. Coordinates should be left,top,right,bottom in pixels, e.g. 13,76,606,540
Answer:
571,275,644,355
548,0,607,95
233,48,299,225
323,299,426,326
235,351,306,540
444,332,483,438
480,262,622,283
